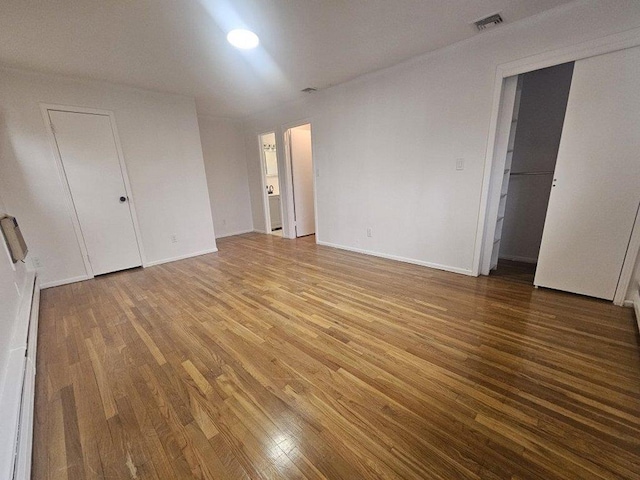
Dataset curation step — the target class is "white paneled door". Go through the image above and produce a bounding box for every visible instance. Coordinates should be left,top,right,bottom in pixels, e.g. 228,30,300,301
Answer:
49,110,142,276
534,47,640,300
290,126,315,237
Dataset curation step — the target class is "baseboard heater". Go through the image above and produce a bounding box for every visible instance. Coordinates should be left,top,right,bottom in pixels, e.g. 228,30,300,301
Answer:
0,273,39,480
633,279,640,333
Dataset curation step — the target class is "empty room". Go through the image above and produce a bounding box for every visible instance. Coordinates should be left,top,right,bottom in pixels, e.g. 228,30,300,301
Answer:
2,1,640,479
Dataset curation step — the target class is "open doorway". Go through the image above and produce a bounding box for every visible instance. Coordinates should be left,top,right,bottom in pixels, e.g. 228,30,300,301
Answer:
259,132,283,236
488,62,574,284
284,123,316,238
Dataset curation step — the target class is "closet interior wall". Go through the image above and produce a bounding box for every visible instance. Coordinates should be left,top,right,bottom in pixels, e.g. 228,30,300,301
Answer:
498,63,574,265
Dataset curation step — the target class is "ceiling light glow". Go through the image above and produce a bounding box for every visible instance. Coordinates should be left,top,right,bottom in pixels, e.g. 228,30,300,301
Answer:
227,29,259,49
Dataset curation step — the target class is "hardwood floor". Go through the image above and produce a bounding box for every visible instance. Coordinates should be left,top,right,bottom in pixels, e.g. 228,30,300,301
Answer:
34,233,640,479
490,259,537,285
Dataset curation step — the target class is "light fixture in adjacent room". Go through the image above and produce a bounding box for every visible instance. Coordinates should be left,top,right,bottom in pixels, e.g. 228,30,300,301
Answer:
227,29,259,49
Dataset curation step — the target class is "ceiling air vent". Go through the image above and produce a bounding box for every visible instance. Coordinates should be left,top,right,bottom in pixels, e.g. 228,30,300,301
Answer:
301,87,317,93
474,13,503,31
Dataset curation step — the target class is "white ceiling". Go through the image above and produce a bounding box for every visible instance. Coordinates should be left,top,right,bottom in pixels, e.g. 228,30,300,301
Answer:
0,0,574,118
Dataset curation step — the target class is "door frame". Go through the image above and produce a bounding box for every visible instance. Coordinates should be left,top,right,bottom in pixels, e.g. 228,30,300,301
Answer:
282,119,317,240
616,203,640,305
40,104,146,279
474,27,640,305
257,130,285,235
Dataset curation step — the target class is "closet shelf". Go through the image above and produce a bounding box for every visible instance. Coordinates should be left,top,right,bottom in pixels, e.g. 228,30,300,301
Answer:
510,171,554,177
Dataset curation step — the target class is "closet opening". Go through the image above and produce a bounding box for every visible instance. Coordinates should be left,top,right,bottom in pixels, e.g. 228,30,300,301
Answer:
489,62,574,284
259,132,284,236
481,45,640,303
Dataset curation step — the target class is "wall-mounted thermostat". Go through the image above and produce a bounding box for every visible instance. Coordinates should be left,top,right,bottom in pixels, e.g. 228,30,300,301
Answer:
0,215,28,263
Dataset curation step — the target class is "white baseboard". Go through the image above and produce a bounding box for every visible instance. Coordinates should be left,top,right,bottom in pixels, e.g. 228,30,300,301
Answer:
41,248,221,288
215,228,255,239
498,254,538,264
630,291,640,333
316,240,474,276
252,228,267,234
0,272,38,480
40,274,91,289
144,247,219,267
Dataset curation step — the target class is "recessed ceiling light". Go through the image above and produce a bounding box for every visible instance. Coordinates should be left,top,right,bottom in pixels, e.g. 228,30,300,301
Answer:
227,29,259,49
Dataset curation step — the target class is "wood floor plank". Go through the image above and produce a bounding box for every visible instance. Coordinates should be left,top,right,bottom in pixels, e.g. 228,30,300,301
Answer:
34,233,640,479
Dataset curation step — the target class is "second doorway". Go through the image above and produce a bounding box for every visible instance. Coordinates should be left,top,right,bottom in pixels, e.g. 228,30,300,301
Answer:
260,124,316,239
285,123,315,238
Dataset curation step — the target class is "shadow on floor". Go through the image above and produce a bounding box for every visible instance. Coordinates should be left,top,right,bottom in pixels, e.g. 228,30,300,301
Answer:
489,259,537,285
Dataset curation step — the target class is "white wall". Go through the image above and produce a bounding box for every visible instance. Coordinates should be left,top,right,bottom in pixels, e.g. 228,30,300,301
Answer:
265,174,280,196
0,68,216,287
0,188,28,420
198,115,253,238
500,63,574,263
243,0,640,276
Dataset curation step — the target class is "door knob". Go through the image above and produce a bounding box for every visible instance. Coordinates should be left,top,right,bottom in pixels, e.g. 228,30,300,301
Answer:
119,196,127,203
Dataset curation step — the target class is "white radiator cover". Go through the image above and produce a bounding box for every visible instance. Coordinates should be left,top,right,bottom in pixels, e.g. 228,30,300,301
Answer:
632,283,640,333
0,273,39,480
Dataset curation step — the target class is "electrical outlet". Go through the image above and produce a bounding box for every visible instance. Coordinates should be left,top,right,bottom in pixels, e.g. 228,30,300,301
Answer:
456,158,465,171
170,234,178,244
366,227,372,238
32,257,42,268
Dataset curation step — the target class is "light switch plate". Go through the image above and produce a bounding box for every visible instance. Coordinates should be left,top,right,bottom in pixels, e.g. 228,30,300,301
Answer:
456,158,465,171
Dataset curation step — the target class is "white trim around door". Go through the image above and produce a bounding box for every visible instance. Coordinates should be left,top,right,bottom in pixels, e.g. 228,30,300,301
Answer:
281,119,318,241
40,103,147,279
473,26,640,305
257,130,274,235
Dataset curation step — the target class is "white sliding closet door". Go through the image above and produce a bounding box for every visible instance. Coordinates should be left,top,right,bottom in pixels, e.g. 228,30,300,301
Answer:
50,110,142,276
534,47,640,300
